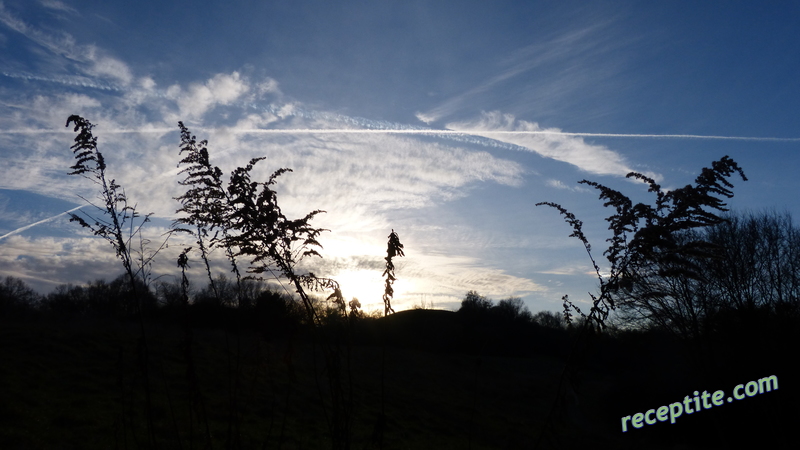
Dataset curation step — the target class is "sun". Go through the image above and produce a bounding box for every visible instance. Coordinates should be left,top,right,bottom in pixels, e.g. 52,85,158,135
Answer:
333,268,420,313
333,269,386,310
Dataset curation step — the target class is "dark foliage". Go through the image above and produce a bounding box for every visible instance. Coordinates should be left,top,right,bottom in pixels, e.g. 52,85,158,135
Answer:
458,291,533,325
0,276,41,315
458,290,493,315
252,288,302,340
532,310,566,330
154,278,184,309
493,296,532,323
614,210,800,341
42,275,157,317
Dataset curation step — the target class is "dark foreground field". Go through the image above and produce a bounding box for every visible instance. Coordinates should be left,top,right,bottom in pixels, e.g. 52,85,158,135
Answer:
1,308,797,449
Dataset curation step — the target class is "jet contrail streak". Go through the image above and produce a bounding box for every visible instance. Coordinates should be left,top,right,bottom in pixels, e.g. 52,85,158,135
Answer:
0,205,84,242
2,71,122,91
219,129,800,142
1,128,798,142
0,129,173,134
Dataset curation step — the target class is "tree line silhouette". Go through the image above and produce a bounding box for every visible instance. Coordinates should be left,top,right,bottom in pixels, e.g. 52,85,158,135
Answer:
8,205,795,335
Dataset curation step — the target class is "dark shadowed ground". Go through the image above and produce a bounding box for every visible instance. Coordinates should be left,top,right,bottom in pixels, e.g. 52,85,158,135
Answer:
1,308,797,449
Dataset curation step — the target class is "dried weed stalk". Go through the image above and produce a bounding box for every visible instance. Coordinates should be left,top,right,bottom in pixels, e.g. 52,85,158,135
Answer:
534,156,746,447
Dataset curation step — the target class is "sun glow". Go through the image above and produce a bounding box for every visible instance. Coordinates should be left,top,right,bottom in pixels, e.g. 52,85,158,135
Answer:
333,268,419,313
334,269,386,311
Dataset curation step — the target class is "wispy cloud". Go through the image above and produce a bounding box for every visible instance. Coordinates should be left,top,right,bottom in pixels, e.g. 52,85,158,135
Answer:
447,111,660,179
546,179,589,192
415,22,619,125
39,0,77,14
0,53,535,302
0,2,132,85
2,70,123,91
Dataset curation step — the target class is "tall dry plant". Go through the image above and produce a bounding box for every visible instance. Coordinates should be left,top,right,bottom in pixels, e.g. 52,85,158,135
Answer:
174,123,235,298
220,153,354,450
371,229,405,449
381,229,405,316
176,247,214,448
173,123,353,449
533,156,746,448
173,123,252,447
66,115,169,448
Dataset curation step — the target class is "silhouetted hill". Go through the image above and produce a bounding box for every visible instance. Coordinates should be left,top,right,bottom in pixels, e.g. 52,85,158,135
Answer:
351,308,570,359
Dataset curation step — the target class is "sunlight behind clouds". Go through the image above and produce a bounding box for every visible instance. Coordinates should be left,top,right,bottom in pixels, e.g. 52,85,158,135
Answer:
0,61,539,305
332,268,385,310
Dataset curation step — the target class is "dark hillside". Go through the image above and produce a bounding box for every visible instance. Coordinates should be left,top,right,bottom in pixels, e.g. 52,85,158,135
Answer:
0,313,572,449
358,309,570,358
2,307,798,449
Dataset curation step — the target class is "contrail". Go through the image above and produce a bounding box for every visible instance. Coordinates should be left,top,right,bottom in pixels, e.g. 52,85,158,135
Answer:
0,127,800,142
0,128,173,135
1,127,798,142
2,71,122,91
209,129,800,142
0,205,84,242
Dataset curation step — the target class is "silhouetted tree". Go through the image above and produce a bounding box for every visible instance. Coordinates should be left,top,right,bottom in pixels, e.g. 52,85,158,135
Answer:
704,210,800,313
614,210,800,338
253,288,300,340
610,210,800,340
44,284,87,314
532,310,566,330
0,276,40,314
42,275,156,317
194,273,236,307
492,296,532,322
458,290,493,315
154,278,184,309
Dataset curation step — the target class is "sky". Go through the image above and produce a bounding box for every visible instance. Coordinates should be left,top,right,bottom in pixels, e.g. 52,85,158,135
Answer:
1,0,799,314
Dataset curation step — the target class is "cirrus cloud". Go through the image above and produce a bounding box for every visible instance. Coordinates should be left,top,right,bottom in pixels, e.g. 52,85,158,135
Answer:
447,111,660,180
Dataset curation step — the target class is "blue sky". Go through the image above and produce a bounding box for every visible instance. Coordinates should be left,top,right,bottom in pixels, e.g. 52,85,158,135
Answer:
1,0,799,314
